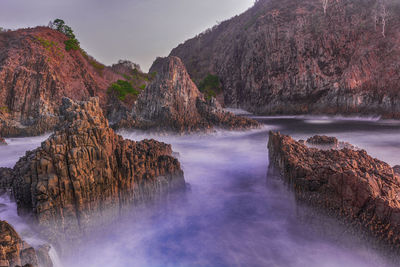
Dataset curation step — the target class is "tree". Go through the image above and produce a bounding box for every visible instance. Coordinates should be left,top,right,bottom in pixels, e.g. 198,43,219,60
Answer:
380,1,389,37
322,0,329,15
50,19,80,50
53,19,66,32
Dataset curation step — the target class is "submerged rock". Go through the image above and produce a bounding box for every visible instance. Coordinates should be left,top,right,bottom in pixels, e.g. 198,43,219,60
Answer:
11,97,185,245
0,220,52,267
268,131,400,250
117,56,259,132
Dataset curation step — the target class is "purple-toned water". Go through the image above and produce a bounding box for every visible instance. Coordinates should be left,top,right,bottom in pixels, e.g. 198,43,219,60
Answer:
1,117,399,267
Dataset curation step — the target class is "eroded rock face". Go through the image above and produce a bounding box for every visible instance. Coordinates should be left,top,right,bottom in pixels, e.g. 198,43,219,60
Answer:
171,0,400,118
130,56,259,132
268,131,400,249
0,27,123,137
11,97,185,245
0,220,52,267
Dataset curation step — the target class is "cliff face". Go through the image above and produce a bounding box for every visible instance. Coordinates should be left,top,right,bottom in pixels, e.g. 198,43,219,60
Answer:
171,0,400,118
11,97,185,245
268,132,400,250
0,220,52,267
130,56,259,132
0,27,122,137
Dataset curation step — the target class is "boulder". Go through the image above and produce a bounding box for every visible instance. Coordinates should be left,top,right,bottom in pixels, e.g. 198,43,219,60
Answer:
268,131,400,250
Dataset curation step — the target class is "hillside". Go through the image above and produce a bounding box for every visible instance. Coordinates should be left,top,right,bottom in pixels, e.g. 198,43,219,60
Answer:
170,0,400,118
0,26,124,136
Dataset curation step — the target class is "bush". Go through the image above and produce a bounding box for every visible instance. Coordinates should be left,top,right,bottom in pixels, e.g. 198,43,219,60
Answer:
108,80,140,101
198,74,222,100
64,39,80,51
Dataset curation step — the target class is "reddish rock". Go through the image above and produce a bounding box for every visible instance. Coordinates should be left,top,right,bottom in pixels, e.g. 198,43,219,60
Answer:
171,0,400,118
268,131,400,249
0,220,52,267
11,97,185,246
129,56,259,132
0,27,123,137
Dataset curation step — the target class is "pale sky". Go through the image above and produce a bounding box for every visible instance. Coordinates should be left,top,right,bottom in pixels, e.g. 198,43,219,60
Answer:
0,0,254,71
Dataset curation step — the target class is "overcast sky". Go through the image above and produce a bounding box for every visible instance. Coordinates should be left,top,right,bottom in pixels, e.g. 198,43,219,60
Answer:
0,0,254,71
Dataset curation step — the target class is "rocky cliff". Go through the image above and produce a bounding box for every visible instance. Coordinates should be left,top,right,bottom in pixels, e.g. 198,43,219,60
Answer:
268,132,400,250
0,220,52,267
10,97,185,246
171,0,400,118
0,27,123,137
127,56,259,132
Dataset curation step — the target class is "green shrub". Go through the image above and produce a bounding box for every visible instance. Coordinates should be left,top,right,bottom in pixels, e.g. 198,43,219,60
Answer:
64,38,80,51
198,74,222,100
108,80,140,101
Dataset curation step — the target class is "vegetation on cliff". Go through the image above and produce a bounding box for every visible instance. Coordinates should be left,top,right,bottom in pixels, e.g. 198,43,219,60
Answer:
198,74,222,100
50,19,80,51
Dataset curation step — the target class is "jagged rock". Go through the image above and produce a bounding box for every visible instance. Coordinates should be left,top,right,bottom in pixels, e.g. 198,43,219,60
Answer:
268,131,400,250
0,138,6,145
0,220,52,267
306,135,338,146
171,0,400,118
0,27,124,137
129,56,259,132
11,97,185,246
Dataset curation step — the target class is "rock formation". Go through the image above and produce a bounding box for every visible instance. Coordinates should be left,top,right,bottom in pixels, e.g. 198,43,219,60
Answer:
0,220,52,267
268,131,400,250
171,0,400,118
0,27,123,137
0,137,6,145
10,97,185,245
128,56,259,132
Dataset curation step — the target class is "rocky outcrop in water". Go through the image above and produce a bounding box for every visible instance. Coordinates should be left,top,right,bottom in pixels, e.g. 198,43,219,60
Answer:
0,138,6,145
127,56,259,132
0,27,123,137
0,220,52,267
268,131,400,250
11,97,185,245
171,0,400,118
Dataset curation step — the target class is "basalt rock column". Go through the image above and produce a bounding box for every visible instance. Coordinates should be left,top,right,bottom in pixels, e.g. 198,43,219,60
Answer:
11,97,185,245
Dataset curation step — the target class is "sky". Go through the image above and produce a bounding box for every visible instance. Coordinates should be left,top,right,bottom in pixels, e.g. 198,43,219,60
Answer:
0,0,254,71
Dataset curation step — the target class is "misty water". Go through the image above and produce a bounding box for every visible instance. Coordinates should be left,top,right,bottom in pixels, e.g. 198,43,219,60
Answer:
1,117,400,267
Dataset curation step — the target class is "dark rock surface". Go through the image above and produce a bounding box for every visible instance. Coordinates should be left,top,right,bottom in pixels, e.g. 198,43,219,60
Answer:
306,135,338,146
171,0,400,118
0,220,52,267
10,97,185,245
268,131,400,250
126,56,259,132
